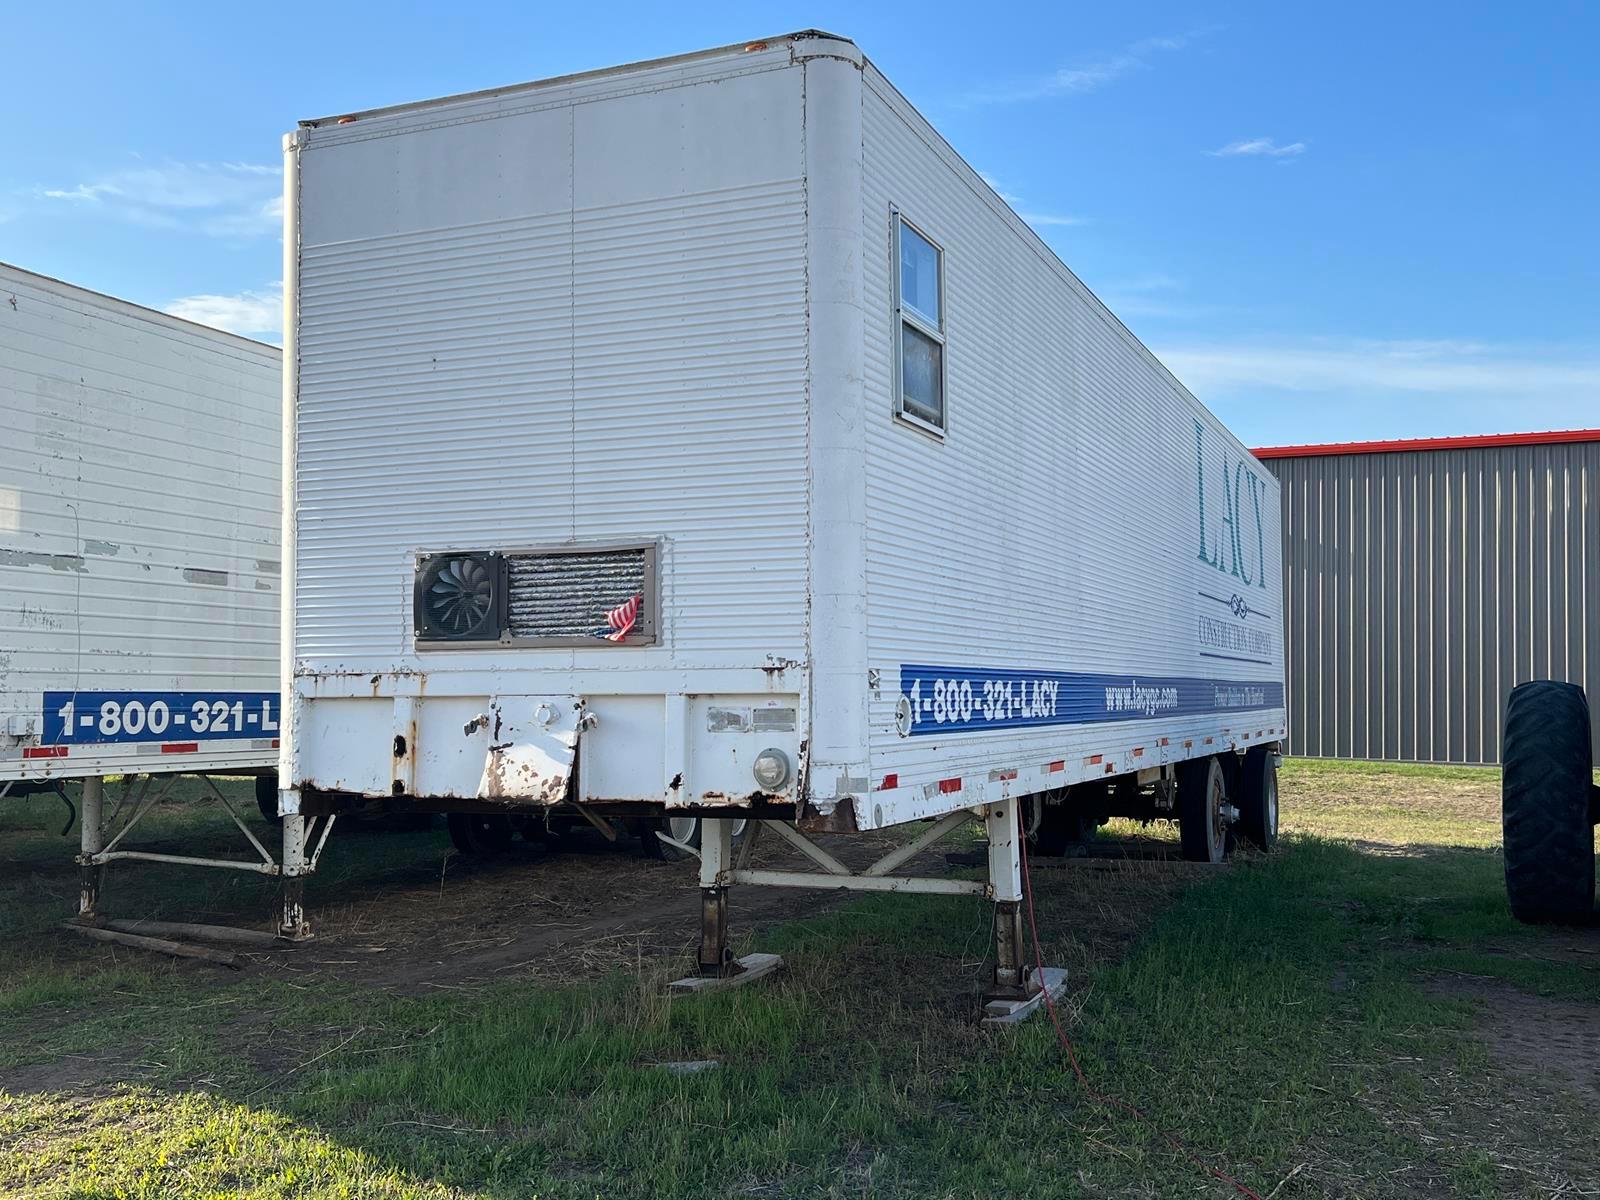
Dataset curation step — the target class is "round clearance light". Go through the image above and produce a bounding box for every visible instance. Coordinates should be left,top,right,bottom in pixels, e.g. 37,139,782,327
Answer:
752,747,792,791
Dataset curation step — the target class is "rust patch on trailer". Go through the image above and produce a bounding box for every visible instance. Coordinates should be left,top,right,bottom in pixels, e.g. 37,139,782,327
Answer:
480,743,569,804
797,795,859,834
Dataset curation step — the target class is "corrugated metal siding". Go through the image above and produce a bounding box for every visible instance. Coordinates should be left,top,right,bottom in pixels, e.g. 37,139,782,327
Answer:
0,264,280,770
293,63,809,669
1266,443,1600,765
858,68,1286,795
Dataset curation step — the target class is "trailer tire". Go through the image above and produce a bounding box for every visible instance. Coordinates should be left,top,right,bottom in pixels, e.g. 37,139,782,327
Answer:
447,812,516,856
649,816,747,863
1178,756,1229,864
1028,797,1095,856
255,774,280,825
1237,748,1279,851
1502,681,1595,925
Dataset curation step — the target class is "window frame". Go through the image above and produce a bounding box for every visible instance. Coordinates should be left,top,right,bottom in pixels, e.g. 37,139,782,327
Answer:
890,209,947,437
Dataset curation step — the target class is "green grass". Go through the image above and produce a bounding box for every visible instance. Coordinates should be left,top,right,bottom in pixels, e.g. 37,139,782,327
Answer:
1,763,1596,1197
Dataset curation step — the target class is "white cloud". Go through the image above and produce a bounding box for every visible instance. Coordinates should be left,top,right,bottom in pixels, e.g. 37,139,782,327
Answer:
1156,337,1600,399
1094,273,1204,320
38,159,282,238
978,172,1088,232
1208,138,1307,159
165,281,282,340
964,30,1208,106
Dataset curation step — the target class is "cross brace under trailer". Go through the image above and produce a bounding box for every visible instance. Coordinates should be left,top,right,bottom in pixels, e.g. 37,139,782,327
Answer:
668,801,1067,1025
71,774,331,949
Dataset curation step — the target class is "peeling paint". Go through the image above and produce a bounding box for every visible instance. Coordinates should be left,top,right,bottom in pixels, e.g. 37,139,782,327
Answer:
82,539,121,557
0,547,85,573
182,567,229,586
255,559,281,574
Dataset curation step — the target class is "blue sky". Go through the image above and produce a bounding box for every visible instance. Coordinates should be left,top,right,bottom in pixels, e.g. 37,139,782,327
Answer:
4,2,1596,446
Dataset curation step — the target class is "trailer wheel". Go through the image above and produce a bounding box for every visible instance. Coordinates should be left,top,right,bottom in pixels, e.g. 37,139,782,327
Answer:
1237,747,1279,851
447,812,516,856
649,816,747,862
255,774,280,825
1178,756,1229,863
1502,681,1595,925
1028,797,1095,856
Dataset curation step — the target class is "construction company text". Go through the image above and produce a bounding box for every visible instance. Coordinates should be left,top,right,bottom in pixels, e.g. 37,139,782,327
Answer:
1195,419,1271,590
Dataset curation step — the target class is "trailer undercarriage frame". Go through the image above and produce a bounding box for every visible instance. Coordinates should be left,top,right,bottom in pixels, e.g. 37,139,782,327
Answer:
673,800,1067,1023
71,773,333,942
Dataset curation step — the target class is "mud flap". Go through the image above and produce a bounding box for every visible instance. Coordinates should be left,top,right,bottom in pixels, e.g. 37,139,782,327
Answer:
477,696,583,803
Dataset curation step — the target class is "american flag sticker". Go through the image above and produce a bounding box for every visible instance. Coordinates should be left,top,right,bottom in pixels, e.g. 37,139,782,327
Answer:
594,593,642,642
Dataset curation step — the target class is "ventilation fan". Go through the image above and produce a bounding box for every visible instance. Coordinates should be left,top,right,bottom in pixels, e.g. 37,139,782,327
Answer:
414,552,505,642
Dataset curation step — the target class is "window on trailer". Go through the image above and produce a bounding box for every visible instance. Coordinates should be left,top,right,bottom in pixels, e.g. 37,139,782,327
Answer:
893,213,946,433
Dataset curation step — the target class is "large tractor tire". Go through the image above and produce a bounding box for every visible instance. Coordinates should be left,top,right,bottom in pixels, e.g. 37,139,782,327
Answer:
1178,755,1230,863
1237,747,1279,851
1502,681,1595,924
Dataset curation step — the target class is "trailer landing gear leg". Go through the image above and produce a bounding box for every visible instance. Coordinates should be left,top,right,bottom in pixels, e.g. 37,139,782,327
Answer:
76,776,106,925
981,802,1068,1026
277,811,313,942
669,817,783,994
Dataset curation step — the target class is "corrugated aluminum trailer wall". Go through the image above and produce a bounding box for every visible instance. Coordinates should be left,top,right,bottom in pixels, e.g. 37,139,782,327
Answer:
1263,440,1600,766
0,263,281,780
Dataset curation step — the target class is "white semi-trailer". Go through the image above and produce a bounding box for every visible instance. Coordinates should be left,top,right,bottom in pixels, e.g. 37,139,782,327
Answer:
0,263,287,926
282,32,1286,1011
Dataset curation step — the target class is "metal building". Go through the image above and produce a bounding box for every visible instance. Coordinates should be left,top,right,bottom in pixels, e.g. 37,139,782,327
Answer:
1256,430,1600,767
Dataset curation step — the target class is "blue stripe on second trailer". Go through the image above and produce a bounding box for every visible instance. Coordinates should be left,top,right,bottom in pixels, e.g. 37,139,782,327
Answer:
41,691,280,745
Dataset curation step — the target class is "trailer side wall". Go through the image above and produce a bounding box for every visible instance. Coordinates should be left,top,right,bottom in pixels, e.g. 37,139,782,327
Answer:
855,67,1287,824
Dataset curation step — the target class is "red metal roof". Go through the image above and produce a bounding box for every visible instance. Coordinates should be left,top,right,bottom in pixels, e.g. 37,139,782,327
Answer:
1252,428,1600,460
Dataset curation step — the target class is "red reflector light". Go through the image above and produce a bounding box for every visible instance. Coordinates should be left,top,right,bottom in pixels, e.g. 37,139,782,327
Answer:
879,773,898,790
23,746,68,759
937,777,962,794
1047,760,1065,773
161,742,200,754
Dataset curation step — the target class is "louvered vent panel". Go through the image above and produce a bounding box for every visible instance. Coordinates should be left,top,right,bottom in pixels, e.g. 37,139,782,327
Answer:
506,548,649,640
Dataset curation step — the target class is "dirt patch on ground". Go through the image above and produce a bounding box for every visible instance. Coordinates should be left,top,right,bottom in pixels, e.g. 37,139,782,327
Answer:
1432,975,1600,1107
0,1053,128,1096
230,826,956,992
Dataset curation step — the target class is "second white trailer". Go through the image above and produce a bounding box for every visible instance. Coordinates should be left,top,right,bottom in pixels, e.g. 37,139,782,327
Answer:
0,262,291,930
282,32,1287,1007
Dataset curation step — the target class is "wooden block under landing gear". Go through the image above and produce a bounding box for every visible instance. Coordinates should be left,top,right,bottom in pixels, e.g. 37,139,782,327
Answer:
981,966,1069,1026
668,952,784,995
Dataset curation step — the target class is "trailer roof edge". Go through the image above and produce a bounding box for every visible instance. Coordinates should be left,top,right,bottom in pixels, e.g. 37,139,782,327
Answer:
297,30,852,129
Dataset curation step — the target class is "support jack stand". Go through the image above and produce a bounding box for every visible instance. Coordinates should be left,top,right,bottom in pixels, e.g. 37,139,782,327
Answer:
668,952,784,995
981,965,1069,1026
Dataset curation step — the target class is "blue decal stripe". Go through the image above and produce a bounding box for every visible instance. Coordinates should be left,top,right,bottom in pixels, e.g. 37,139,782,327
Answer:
41,692,281,746
897,666,1282,736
